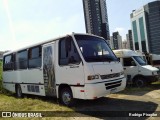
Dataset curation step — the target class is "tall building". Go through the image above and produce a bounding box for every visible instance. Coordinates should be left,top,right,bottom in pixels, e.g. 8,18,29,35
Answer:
126,30,134,50
122,40,128,49
110,32,122,50
130,1,160,54
82,0,110,40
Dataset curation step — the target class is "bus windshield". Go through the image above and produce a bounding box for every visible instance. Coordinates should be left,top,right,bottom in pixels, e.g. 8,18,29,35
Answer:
75,35,118,62
133,56,147,66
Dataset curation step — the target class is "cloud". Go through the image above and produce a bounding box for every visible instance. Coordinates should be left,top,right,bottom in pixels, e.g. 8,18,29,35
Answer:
1,13,85,51
114,27,125,34
3,0,16,41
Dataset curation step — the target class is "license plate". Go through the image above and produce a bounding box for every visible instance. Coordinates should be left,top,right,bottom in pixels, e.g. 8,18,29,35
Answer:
110,88,117,93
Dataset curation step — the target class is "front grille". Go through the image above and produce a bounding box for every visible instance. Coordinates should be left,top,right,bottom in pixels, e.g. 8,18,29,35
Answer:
105,80,122,90
100,73,120,80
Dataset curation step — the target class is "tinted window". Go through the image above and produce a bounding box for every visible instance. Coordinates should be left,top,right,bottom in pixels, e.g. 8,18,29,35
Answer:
28,46,42,68
16,50,28,69
3,54,14,71
30,47,41,58
17,50,27,61
123,57,135,66
59,36,81,65
4,55,12,63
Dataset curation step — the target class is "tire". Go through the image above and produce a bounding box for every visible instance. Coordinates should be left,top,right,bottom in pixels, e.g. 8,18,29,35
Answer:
60,88,74,106
134,77,146,87
16,84,23,98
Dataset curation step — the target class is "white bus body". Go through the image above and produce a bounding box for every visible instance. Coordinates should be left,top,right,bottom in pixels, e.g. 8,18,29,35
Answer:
113,49,159,87
3,33,126,106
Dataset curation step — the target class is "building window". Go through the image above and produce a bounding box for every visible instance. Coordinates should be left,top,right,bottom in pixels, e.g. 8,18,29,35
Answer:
132,21,139,50
139,17,146,52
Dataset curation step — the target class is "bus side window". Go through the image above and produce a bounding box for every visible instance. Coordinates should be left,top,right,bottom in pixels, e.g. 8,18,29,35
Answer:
28,46,42,68
16,50,28,69
59,37,81,65
3,54,13,71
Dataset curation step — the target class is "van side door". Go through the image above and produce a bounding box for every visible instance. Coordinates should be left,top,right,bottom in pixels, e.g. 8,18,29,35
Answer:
123,57,139,83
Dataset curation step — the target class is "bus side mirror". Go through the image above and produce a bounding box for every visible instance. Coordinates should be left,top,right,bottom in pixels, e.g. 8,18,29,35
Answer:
131,61,136,66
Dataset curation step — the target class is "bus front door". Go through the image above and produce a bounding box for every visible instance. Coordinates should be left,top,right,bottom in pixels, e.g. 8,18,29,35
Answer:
43,43,56,97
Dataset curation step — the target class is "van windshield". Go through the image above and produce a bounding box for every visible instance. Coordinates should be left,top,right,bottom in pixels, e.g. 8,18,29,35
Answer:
133,56,147,66
74,35,118,62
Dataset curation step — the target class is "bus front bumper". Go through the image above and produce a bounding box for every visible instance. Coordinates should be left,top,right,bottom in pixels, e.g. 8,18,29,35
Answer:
84,77,126,99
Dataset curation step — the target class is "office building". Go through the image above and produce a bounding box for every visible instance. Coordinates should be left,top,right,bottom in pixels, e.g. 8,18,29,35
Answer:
126,30,134,50
130,0,160,54
122,40,128,49
82,0,110,40
110,32,122,50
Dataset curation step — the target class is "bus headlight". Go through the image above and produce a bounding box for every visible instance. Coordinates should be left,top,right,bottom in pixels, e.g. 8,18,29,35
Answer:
88,75,99,80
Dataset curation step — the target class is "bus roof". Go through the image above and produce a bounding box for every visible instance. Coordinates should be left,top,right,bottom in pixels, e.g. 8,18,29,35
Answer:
113,49,139,58
4,33,104,56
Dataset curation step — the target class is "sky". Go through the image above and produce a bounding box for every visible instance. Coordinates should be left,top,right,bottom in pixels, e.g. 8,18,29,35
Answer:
0,0,155,51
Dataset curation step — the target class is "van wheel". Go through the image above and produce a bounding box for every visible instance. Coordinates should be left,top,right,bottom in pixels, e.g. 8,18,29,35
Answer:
60,88,74,107
16,84,23,98
134,77,146,87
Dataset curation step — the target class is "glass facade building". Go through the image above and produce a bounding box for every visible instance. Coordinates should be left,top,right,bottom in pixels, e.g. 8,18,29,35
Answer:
82,0,110,40
132,20,139,50
131,1,160,54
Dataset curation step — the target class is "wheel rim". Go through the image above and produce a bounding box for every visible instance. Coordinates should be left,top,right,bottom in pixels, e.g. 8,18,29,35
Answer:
136,79,144,87
62,91,71,105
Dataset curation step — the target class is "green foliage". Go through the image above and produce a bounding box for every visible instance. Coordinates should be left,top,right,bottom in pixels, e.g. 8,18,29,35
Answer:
0,61,2,81
0,61,10,94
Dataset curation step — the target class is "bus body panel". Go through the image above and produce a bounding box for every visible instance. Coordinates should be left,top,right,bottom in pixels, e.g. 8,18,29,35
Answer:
3,33,126,101
3,69,44,95
84,77,126,99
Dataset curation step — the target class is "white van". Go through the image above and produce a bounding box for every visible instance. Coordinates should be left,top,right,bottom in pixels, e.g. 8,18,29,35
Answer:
3,33,126,106
113,49,159,87
135,51,160,70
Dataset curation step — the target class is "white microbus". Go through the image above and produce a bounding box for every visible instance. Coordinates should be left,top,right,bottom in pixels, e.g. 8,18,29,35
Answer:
3,33,126,106
113,49,159,87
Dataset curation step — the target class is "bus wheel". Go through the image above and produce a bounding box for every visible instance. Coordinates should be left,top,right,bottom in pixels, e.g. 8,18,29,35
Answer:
60,88,74,106
134,77,146,87
16,84,23,98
